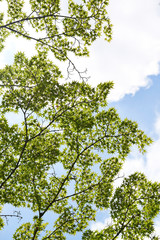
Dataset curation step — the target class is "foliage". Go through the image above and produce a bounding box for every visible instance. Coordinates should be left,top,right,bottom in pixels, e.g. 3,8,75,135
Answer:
0,0,112,78
0,0,160,239
83,173,160,240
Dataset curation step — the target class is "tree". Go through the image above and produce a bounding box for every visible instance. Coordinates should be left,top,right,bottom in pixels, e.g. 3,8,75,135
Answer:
0,0,160,239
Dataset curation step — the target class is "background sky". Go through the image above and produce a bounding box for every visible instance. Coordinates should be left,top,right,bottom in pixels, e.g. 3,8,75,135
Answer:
0,0,160,239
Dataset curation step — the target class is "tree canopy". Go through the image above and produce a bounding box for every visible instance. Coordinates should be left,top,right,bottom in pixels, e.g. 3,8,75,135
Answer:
0,0,160,239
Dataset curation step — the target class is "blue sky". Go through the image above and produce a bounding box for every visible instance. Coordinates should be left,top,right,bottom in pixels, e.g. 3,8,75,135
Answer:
0,0,160,238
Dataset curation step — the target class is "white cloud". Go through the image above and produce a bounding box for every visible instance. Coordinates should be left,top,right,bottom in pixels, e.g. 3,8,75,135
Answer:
90,217,112,231
0,36,37,68
114,156,146,188
84,0,160,101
